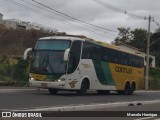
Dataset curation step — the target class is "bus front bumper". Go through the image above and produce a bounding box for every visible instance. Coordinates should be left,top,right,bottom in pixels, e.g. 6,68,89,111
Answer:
29,79,66,89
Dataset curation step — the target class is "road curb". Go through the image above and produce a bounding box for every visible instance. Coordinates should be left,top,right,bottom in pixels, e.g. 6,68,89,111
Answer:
0,87,34,89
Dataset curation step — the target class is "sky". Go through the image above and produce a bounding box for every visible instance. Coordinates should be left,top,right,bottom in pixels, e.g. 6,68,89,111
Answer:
0,0,160,43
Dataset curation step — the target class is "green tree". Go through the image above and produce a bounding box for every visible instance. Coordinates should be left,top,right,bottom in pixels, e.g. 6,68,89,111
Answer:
114,28,148,51
0,55,12,81
150,31,160,67
156,27,160,33
114,27,160,67
130,28,148,51
114,27,133,45
12,59,29,82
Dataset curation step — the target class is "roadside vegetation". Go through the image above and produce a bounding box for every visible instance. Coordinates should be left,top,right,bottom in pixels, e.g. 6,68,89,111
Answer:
0,55,29,86
149,68,160,90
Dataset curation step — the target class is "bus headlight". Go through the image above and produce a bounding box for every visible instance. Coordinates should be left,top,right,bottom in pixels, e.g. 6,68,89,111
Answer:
58,79,61,82
57,78,66,82
30,78,35,80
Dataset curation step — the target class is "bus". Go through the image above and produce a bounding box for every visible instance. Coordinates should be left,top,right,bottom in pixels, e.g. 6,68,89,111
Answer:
24,36,144,95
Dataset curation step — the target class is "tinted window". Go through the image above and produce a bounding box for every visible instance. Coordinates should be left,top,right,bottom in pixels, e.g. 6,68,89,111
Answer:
82,41,143,68
103,48,110,61
35,40,71,50
129,55,144,67
82,42,95,59
121,52,129,65
93,46,103,60
68,41,82,74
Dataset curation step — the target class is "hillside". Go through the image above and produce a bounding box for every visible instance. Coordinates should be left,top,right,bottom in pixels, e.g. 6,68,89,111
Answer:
0,25,66,56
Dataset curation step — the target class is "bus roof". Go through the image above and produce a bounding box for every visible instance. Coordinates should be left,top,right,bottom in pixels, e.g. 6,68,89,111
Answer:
39,36,116,49
84,39,142,57
39,36,142,57
39,36,85,41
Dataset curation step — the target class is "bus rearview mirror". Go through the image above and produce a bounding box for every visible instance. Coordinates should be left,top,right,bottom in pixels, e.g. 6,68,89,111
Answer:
64,48,70,61
23,48,33,60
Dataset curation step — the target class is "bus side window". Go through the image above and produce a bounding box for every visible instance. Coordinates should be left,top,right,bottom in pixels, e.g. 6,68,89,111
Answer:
82,42,94,59
103,48,110,61
68,41,82,74
121,52,128,65
128,55,144,68
113,51,119,63
106,49,119,63
93,46,103,60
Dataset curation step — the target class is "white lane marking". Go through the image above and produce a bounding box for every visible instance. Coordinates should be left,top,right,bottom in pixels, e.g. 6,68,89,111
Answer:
136,90,160,92
135,116,160,120
10,99,160,111
135,117,153,120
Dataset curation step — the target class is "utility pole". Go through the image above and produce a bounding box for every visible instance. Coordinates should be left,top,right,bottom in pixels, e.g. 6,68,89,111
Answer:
145,15,151,91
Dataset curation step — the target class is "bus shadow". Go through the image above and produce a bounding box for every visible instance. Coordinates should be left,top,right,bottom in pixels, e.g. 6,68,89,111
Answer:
32,89,140,97
49,92,139,97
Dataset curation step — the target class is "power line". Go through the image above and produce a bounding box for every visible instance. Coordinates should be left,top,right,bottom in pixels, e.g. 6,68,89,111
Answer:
152,19,160,28
31,0,118,33
92,0,146,20
93,0,160,29
20,0,115,36
5,0,114,38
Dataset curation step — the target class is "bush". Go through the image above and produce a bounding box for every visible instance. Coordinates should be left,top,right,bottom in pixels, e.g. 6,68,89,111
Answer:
0,56,30,86
12,59,29,82
0,81,29,87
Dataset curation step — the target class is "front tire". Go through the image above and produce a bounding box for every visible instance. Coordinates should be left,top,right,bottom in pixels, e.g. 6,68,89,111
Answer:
77,80,89,95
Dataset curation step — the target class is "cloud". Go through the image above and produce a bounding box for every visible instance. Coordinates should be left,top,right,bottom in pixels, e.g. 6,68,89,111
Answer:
0,0,160,43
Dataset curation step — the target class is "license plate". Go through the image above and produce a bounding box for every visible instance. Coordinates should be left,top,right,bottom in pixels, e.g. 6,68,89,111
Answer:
41,83,47,88
31,74,46,81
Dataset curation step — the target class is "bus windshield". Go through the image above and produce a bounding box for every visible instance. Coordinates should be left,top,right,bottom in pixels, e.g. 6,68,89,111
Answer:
30,40,71,74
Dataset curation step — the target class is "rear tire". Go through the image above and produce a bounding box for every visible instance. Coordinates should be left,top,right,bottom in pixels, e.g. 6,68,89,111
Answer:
124,82,130,95
118,82,130,95
130,82,136,95
48,88,58,95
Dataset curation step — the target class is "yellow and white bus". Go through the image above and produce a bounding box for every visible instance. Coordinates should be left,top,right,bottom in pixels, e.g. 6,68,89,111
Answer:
24,36,144,95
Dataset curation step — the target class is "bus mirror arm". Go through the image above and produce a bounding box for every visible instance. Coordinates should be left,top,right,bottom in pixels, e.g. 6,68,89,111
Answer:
23,48,33,60
64,48,70,61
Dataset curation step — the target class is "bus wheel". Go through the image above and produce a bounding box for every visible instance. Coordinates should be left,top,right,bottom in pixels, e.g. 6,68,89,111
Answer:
97,90,110,95
77,80,89,95
48,88,58,95
118,82,130,95
130,82,136,95
124,82,130,95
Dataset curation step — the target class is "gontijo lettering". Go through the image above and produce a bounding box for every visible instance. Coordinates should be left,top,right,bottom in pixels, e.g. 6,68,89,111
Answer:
115,66,132,74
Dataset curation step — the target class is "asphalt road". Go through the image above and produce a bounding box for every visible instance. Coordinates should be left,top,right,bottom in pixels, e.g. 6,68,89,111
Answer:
0,88,160,111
